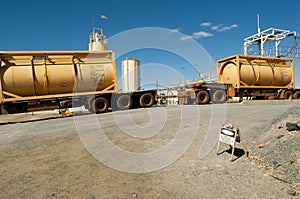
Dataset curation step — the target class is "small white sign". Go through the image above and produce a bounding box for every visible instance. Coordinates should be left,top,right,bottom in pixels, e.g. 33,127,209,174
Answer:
219,128,235,145
217,127,246,161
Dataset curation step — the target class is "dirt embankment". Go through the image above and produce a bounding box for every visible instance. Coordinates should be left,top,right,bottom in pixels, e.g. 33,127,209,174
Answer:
250,106,300,195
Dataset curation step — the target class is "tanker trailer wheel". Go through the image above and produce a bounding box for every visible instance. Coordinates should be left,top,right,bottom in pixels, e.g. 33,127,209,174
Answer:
293,91,300,99
196,90,210,104
8,103,27,114
212,90,227,104
139,93,154,108
284,90,293,100
117,95,132,110
92,97,109,113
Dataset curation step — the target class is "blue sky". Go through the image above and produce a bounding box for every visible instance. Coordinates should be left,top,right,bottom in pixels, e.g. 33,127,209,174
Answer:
0,0,299,88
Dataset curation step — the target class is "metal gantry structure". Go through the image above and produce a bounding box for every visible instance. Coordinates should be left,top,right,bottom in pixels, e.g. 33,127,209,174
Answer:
243,15,299,58
243,27,298,58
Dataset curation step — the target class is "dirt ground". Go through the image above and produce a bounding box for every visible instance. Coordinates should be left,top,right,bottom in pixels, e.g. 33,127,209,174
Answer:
0,101,299,198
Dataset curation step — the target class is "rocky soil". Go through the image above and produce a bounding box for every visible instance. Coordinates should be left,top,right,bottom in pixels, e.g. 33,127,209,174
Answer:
250,106,300,195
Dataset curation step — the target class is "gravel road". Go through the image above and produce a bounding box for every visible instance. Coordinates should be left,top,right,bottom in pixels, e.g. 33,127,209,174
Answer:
0,101,299,198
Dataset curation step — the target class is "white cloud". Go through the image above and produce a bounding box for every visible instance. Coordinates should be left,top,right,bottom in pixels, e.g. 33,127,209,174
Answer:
200,22,212,27
169,28,180,33
217,24,238,32
192,31,213,39
211,24,223,31
180,31,213,41
180,35,193,41
180,21,238,41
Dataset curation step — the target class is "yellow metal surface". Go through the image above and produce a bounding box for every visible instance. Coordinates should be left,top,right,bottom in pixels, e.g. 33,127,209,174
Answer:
0,51,117,100
218,55,294,89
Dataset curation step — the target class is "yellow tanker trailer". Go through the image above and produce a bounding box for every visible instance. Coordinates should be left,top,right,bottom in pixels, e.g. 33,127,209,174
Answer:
0,30,157,114
178,54,299,105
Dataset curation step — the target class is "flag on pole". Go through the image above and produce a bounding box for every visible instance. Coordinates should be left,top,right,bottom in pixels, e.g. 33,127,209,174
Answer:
101,15,108,20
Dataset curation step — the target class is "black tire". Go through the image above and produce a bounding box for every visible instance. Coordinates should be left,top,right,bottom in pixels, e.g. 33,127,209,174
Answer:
284,90,293,100
212,90,226,104
196,90,210,104
117,95,132,110
139,93,154,108
8,103,27,114
293,91,300,99
92,97,109,113
87,97,95,113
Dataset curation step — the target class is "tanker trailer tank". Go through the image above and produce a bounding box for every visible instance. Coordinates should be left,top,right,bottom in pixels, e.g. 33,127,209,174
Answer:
0,51,118,114
217,55,296,99
1,52,116,96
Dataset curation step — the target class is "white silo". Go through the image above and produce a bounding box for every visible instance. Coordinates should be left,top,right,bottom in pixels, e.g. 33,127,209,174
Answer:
122,59,140,92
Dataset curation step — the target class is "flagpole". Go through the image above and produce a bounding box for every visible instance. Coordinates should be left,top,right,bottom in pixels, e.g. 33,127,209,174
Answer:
92,12,96,35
